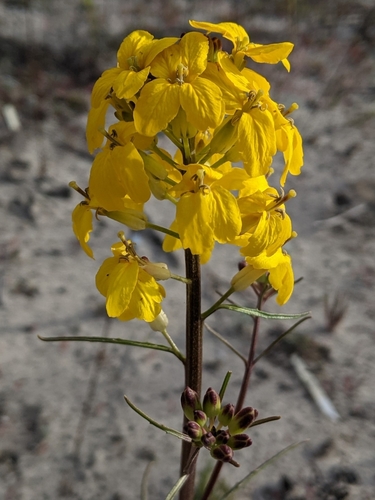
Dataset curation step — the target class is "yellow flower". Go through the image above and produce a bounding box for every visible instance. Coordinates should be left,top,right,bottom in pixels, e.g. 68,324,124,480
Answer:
96,241,166,322
86,30,178,152
134,32,224,137
231,248,294,304
236,187,296,257
189,20,293,71
163,163,242,263
246,249,294,305
88,122,151,210
72,201,94,259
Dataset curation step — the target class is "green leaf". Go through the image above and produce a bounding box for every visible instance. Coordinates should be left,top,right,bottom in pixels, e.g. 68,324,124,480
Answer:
165,475,189,500
218,440,309,500
217,304,311,321
38,335,180,358
124,395,191,442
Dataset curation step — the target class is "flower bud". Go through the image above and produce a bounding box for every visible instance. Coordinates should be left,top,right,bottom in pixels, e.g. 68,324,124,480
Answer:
181,387,201,421
142,262,171,281
148,310,169,333
210,444,233,463
193,410,207,427
215,430,230,445
208,118,237,156
203,387,221,419
141,152,168,180
105,209,147,230
201,431,216,449
218,403,235,427
228,407,258,436
227,433,252,450
231,265,267,292
184,421,203,441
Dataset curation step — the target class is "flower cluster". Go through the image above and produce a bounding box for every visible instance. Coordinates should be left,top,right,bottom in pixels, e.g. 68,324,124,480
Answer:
181,387,258,467
71,20,303,322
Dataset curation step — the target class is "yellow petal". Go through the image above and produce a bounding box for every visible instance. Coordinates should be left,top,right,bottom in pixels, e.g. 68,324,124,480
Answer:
237,108,276,177
180,31,209,77
105,259,139,317
245,42,294,71
143,37,179,67
95,256,118,297
180,78,224,131
72,202,94,259
113,66,150,99
86,100,110,154
134,79,180,136
91,68,122,107
211,186,241,243
117,30,154,68
176,191,215,258
111,143,151,204
189,20,249,49
119,269,164,322
268,253,294,305
89,149,128,211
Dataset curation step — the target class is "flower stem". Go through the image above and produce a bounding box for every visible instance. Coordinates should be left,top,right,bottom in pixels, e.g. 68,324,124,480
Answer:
201,289,265,499
179,249,202,500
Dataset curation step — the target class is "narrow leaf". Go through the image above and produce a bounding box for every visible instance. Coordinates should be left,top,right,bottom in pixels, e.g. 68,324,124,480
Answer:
204,323,247,365
38,335,178,357
124,395,191,442
218,304,311,321
254,316,311,364
218,440,309,500
165,475,189,500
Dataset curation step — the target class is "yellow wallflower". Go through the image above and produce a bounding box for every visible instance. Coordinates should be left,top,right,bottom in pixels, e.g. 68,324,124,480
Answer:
163,163,242,263
86,30,178,152
189,20,293,71
96,241,166,322
88,122,151,210
134,32,224,137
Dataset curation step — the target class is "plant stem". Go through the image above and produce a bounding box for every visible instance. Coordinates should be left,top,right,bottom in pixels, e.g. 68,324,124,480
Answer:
179,249,202,500
201,290,265,500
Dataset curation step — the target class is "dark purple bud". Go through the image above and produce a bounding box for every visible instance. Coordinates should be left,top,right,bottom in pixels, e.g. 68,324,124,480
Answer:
215,430,230,445
203,387,221,418
218,403,235,426
201,431,216,449
228,407,258,435
193,410,207,427
181,387,201,421
210,444,233,463
227,433,252,450
184,421,203,441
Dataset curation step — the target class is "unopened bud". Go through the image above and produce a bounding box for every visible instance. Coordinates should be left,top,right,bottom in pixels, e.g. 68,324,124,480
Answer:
228,407,258,435
147,176,168,200
231,265,267,292
141,151,168,180
210,444,233,463
142,262,171,281
181,387,201,421
215,430,230,445
105,209,147,230
218,403,235,427
193,410,207,427
148,310,169,333
201,432,216,449
208,118,237,156
184,421,203,441
203,387,221,419
227,433,252,450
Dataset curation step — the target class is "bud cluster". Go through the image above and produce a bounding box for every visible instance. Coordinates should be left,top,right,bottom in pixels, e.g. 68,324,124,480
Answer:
181,387,258,467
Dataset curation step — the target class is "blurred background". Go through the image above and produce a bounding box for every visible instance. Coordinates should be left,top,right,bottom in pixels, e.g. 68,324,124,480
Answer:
1,1,375,499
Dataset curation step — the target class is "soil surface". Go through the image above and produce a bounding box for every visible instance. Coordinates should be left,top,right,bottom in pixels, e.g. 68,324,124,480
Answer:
1,1,375,499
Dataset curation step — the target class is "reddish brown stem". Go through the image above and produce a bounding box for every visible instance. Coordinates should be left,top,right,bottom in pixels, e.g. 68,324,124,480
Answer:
179,249,202,500
202,291,265,500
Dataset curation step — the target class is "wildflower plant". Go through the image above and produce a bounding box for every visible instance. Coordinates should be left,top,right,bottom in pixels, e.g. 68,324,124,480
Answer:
42,20,311,500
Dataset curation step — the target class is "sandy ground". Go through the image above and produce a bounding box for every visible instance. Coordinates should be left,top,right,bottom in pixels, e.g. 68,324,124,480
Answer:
1,1,375,499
